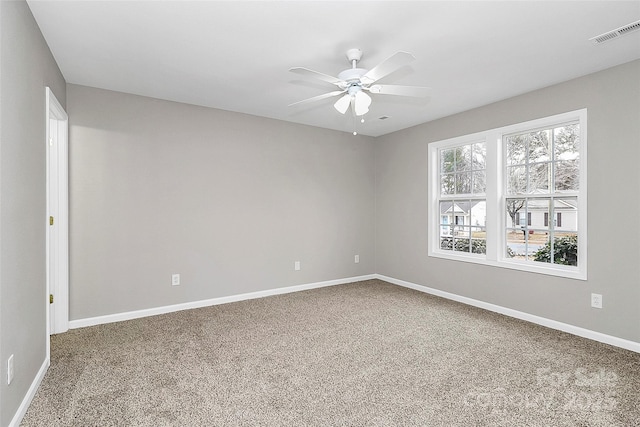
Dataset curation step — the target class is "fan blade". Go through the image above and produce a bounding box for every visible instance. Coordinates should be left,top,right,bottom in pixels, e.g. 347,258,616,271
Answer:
361,52,415,85
289,67,344,86
334,94,352,114
367,84,431,97
354,91,371,116
288,90,346,107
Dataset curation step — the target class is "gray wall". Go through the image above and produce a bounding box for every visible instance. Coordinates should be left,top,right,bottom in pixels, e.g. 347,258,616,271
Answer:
2,9,637,422
0,1,66,425
375,60,640,343
67,85,375,320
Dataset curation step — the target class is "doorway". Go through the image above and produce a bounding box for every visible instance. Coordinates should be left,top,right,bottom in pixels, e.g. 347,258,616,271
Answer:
46,87,69,357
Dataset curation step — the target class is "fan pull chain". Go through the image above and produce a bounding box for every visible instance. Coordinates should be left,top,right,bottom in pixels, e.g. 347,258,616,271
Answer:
353,116,365,136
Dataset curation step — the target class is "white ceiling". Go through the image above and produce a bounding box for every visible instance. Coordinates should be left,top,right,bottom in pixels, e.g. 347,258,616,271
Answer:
27,1,640,137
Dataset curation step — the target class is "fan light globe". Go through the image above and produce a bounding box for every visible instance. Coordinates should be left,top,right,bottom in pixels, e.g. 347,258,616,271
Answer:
334,94,351,114
354,91,371,116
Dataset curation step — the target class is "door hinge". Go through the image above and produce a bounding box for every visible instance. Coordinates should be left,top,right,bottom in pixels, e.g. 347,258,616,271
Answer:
49,294,54,304
49,216,54,226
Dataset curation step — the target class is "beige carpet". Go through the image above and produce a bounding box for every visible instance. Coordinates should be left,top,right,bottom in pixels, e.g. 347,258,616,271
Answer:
21,279,640,426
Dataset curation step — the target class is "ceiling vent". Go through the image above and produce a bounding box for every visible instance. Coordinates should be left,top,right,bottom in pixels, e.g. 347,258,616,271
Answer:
590,20,640,44
378,116,390,120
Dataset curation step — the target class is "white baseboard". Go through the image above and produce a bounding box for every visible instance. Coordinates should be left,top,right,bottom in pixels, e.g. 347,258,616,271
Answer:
376,274,640,353
69,274,377,329
9,357,50,427
68,272,639,353
15,273,637,427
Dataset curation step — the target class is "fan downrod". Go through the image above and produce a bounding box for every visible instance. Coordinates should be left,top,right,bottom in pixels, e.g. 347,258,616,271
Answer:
339,49,367,83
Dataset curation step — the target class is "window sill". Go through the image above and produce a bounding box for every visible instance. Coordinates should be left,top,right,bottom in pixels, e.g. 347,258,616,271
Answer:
428,250,586,281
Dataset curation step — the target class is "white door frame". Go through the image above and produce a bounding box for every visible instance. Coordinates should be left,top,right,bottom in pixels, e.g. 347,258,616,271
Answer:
45,87,69,357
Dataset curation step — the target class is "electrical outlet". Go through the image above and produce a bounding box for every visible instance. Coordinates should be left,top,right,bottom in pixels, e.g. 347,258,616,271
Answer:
591,293,603,309
171,274,180,286
7,354,14,385
294,261,301,271
355,255,360,263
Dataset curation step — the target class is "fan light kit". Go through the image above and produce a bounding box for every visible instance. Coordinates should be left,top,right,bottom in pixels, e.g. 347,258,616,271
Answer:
288,48,430,129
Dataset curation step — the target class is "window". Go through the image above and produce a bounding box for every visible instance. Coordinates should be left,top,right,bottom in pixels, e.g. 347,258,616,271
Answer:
428,109,587,280
437,141,487,254
504,123,580,266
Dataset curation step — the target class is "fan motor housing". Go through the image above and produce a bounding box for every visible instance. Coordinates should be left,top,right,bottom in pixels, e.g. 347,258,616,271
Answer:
338,68,367,82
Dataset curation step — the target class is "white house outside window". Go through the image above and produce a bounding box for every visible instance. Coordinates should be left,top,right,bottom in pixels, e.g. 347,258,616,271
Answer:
428,109,587,280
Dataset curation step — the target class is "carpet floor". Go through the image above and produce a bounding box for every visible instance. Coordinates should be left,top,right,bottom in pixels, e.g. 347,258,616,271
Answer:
21,279,640,426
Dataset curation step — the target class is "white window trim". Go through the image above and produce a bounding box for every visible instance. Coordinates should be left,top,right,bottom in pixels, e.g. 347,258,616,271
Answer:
428,109,587,281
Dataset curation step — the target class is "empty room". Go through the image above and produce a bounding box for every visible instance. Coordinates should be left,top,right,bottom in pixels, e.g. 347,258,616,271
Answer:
1,1,640,426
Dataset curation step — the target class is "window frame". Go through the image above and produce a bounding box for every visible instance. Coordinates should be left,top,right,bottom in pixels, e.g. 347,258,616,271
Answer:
428,109,587,280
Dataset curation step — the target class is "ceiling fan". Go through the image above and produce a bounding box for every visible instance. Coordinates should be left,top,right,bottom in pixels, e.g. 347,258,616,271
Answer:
288,48,430,117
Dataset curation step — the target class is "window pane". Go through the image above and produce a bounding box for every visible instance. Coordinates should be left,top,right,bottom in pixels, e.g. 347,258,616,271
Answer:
527,199,550,230
471,227,486,254
440,220,453,251
440,225,453,237
506,135,526,165
505,199,526,228
506,229,524,260
455,145,472,171
472,171,486,194
441,148,455,173
454,237,471,252
532,232,577,266
528,130,551,163
554,198,578,232
555,160,579,191
455,172,471,194
507,166,527,194
440,237,454,251
552,232,578,266
453,223,467,234
506,228,547,262
441,173,455,195
453,216,470,253
529,162,550,193
453,200,467,223
554,124,580,161
470,201,486,227
439,201,453,251
530,233,552,264
440,201,454,223
472,143,486,170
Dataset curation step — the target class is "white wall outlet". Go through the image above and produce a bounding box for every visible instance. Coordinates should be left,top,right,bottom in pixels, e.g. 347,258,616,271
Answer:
355,255,360,263
171,274,180,286
591,293,603,309
7,354,14,385
294,261,300,271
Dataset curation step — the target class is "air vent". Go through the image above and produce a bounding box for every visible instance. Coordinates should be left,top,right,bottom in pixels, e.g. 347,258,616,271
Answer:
378,116,390,120
590,20,640,44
